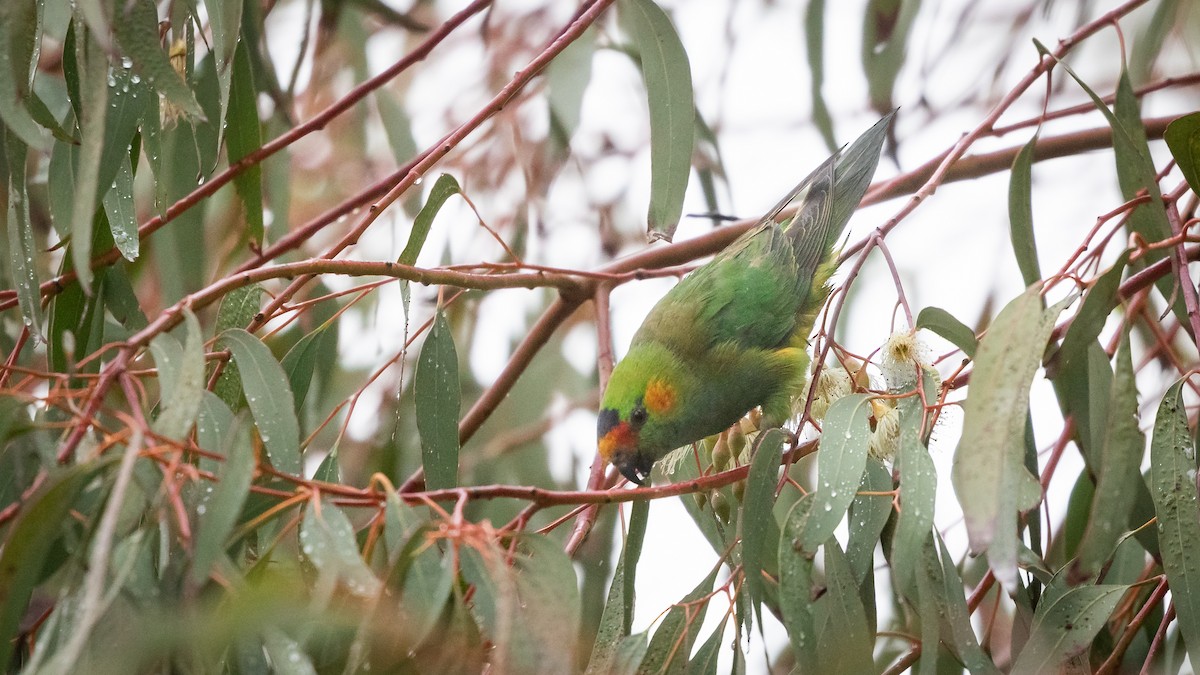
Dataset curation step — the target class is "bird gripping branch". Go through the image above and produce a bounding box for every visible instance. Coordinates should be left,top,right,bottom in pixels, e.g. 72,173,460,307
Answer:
598,113,894,484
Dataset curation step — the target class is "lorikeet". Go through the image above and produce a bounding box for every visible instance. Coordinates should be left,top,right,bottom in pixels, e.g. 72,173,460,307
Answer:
598,114,892,484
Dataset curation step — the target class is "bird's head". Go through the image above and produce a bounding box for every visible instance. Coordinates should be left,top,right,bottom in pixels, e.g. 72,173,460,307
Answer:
597,344,687,485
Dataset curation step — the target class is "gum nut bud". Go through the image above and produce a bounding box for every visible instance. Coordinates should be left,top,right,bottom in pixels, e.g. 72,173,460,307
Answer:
694,491,709,510
850,360,871,390
727,425,748,457
712,434,733,471
712,491,731,522
732,479,746,503
870,398,894,423
737,416,756,436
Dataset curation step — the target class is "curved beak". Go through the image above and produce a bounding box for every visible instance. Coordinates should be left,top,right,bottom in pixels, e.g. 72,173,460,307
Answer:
613,451,653,486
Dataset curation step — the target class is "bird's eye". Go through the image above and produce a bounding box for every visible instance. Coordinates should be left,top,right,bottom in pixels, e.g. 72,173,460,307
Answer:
630,404,648,427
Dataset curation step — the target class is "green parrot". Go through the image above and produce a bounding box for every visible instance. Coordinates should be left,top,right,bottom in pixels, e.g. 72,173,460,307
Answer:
597,114,892,484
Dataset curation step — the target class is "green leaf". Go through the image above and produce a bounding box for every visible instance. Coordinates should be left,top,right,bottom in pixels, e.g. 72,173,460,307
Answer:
383,494,452,653
227,39,263,243
1011,583,1129,672
189,414,255,586
510,535,583,673
101,263,148,330
619,0,694,242
0,1,48,149
846,458,892,583
1009,133,1041,287
740,428,785,626
281,324,333,413
816,541,875,675
638,565,718,674
262,627,317,675
400,174,460,266
1149,380,1200,666
926,536,999,674
1165,112,1200,195
952,288,1067,590
800,394,873,554
587,499,649,675
115,0,204,120
779,494,818,673
4,130,41,337
376,89,418,173
892,426,936,597
400,174,461,313
804,0,836,151
102,151,139,261
300,500,382,597
67,18,108,293
688,615,728,675
196,391,235,475
206,0,243,149
219,328,302,475
545,26,595,151
915,306,977,358
1070,332,1144,582
97,66,149,209
151,309,205,441
212,286,264,410
415,310,460,491
861,0,921,114
612,633,650,675
0,462,104,669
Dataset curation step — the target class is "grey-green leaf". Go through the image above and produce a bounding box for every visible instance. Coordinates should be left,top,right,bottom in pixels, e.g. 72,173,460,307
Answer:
115,0,204,120
619,0,694,242
227,39,263,243
638,565,717,674
952,288,1067,590
220,328,302,475
299,500,382,598
399,174,461,266
1149,380,1200,666
816,541,875,675
151,309,205,441
189,414,255,586
1165,112,1200,195
4,131,42,336
1009,133,1041,288
102,151,139,261
740,427,785,626
915,306,977,358
0,1,48,149
586,499,649,675
800,393,873,554
212,286,264,410
415,310,460,491
1070,332,1144,582
893,426,936,597
1011,583,1128,673
846,457,893,583
779,494,818,673
68,18,108,293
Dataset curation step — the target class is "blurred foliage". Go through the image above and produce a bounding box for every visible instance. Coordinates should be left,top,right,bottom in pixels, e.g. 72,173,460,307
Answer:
0,0,1199,673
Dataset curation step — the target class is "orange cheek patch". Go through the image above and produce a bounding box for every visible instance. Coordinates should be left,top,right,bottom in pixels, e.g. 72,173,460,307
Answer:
599,422,636,460
644,378,677,415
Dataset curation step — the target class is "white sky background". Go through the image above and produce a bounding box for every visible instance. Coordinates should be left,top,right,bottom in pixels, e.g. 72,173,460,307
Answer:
263,0,1200,671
